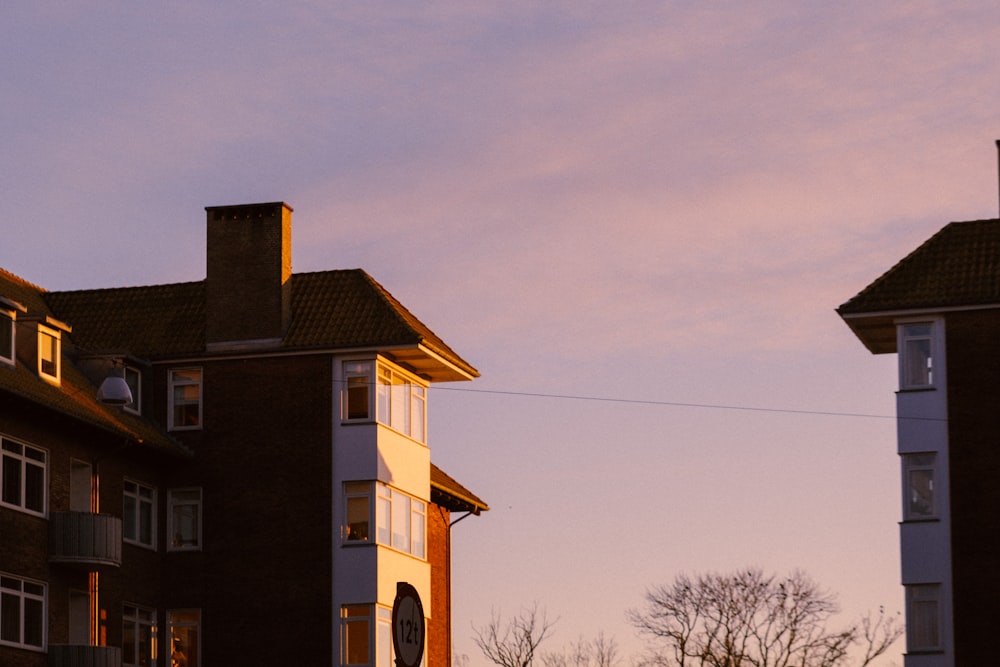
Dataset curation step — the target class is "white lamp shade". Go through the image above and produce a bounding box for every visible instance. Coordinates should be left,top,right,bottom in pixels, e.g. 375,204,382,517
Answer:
97,375,133,406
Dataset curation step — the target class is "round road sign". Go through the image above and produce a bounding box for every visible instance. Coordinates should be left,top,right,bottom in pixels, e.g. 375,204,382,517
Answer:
392,582,425,667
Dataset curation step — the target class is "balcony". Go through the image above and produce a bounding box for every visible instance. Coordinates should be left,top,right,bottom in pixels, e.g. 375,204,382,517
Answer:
48,645,122,667
49,512,122,568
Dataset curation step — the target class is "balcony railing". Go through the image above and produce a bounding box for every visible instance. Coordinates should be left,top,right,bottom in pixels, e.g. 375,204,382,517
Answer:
49,511,122,568
48,644,122,667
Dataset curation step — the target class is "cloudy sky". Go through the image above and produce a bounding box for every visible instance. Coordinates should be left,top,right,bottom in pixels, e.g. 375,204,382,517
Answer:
5,3,1000,665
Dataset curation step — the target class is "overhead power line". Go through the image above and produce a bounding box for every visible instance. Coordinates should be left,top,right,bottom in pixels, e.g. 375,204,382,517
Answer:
430,386,943,422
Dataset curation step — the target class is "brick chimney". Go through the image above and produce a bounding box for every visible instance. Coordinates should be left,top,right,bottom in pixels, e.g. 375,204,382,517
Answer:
205,202,292,347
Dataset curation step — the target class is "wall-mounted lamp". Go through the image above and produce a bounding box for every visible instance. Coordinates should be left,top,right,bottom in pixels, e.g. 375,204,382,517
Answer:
97,367,133,406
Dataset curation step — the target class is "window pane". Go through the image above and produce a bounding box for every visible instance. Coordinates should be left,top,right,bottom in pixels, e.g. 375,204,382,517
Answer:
124,494,137,541
390,377,410,434
173,503,199,547
411,506,425,558
0,313,12,362
377,610,392,667
24,597,43,647
1,592,19,642
347,376,370,420
908,585,940,651
908,468,934,518
392,491,410,551
39,332,58,376
139,500,153,544
903,332,932,386
24,462,44,513
125,367,141,411
2,455,20,505
347,496,370,541
377,494,391,545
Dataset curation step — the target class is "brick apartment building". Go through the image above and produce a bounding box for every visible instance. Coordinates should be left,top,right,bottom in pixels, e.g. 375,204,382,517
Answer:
0,202,488,667
838,217,1000,666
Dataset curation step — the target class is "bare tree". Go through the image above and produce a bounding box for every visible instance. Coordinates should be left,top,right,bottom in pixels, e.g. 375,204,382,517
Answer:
541,632,620,667
474,603,557,667
626,568,902,667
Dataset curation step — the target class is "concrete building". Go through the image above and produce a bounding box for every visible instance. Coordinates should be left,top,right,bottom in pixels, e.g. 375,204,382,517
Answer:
838,217,1000,666
0,201,488,667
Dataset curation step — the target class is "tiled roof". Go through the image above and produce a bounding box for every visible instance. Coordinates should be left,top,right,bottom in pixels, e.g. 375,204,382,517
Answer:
838,218,1000,315
0,269,189,456
430,463,489,514
44,270,478,378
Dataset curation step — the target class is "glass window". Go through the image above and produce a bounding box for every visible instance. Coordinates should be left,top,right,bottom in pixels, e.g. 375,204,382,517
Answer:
0,311,13,365
169,368,202,430
168,488,202,550
901,323,934,388
123,604,157,667
37,325,60,382
903,453,936,520
1,437,46,516
342,605,371,665
345,482,371,542
376,607,392,667
125,366,142,414
341,605,394,667
0,574,45,650
371,483,426,558
906,584,941,652
169,610,200,667
124,480,156,549
345,361,373,421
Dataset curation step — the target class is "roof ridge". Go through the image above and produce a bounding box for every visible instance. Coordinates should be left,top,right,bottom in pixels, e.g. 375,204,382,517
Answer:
0,266,47,293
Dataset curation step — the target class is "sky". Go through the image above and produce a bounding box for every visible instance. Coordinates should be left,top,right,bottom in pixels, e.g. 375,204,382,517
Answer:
4,3,1000,665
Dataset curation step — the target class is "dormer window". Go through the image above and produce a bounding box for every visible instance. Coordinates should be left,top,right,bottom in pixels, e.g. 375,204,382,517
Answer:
125,365,142,414
37,324,61,383
0,296,26,367
0,311,13,366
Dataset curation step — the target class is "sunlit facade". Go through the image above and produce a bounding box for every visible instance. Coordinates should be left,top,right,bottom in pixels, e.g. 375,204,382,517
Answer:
0,202,487,667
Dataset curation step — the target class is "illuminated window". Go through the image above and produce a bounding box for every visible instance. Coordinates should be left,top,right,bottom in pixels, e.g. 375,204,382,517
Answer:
37,324,60,383
900,323,934,389
169,610,200,667
123,604,157,667
344,482,426,558
124,480,156,549
341,605,393,667
906,584,941,652
169,368,202,430
1,437,46,516
903,453,936,520
0,574,45,650
341,360,427,443
168,488,202,551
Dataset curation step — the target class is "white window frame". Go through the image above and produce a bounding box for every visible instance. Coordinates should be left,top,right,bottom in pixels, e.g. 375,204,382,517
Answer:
0,309,14,367
902,453,936,521
340,359,427,443
167,488,202,551
0,573,46,651
343,361,374,421
341,604,393,667
906,584,942,653
168,368,203,431
1,436,47,517
124,479,157,549
344,482,426,558
899,321,937,390
168,609,200,667
123,603,157,667
124,365,142,414
37,323,61,384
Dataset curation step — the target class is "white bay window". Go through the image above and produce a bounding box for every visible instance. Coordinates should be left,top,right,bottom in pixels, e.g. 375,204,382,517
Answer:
343,481,426,558
342,360,427,443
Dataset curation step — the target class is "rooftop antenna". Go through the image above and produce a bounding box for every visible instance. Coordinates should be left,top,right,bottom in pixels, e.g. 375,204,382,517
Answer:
996,139,1000,217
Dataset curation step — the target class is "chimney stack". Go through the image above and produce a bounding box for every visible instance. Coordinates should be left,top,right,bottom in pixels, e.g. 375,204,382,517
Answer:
205,202,292,348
